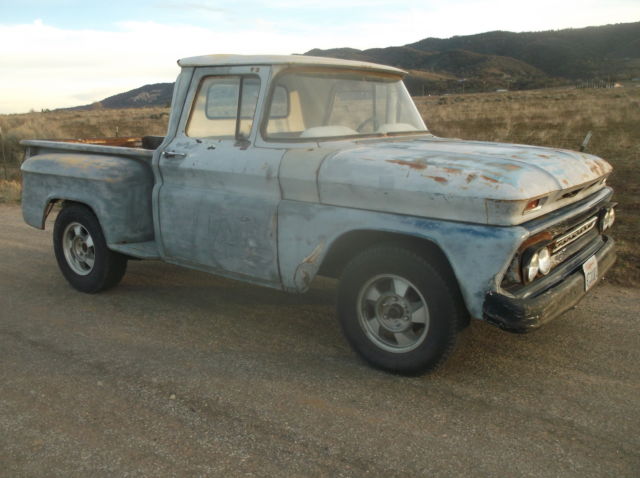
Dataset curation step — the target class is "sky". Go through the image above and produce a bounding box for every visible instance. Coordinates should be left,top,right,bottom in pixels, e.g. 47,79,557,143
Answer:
1,0,639,113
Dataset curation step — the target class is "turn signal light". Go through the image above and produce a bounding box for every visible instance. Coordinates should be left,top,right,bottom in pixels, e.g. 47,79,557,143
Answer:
523,197,547,214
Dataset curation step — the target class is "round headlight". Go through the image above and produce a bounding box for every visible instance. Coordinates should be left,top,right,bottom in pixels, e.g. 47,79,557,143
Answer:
523,251,540,283
538,247,552,275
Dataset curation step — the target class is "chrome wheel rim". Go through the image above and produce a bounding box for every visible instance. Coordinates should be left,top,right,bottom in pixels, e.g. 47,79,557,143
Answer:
62,222,95,276
357,274,430,353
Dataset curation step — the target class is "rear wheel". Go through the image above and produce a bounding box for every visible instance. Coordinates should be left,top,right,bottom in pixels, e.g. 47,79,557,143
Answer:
338,245,461,375
53,204,127,293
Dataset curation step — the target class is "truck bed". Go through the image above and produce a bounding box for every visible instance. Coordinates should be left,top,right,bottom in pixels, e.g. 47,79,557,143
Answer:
20,136,159,247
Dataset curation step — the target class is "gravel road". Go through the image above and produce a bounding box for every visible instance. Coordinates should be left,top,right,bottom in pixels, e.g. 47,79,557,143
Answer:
1,203,639,477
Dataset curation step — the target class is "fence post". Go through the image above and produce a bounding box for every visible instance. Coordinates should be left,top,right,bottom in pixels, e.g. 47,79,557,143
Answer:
0,126,7,180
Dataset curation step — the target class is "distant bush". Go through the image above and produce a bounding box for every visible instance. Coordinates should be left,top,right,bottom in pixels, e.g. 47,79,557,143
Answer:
0,180,21,203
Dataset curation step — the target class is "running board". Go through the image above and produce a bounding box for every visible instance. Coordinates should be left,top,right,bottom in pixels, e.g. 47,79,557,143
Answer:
108,241,160,259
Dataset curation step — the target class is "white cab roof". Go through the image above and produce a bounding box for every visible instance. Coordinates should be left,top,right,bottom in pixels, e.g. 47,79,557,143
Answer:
177,54,406,75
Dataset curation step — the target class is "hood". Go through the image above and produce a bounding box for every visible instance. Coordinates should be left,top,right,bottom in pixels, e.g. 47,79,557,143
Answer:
317,135,612,225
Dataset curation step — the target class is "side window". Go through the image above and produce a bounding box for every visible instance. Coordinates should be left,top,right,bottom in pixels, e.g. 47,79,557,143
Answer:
186,75,260,139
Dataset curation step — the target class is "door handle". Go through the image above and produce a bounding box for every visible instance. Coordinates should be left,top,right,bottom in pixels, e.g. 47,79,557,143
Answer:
162,150,187,159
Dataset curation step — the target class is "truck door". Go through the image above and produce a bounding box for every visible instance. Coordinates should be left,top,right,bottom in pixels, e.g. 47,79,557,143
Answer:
157,66,283,286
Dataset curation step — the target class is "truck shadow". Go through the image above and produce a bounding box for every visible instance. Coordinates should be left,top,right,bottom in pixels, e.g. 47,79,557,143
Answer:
118,258,590,383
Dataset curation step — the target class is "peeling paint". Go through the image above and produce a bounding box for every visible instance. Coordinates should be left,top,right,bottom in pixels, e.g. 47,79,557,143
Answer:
292,242,325,290
302,242,324,264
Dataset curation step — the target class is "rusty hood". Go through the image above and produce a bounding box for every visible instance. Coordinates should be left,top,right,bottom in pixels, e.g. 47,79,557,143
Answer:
317,135,612,225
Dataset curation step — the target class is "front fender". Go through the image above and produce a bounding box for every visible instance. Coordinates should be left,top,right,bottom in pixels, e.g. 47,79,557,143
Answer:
277,200,527,319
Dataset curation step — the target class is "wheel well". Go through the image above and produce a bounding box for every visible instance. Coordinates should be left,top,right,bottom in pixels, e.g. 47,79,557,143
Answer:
43,199,97,226
319,230,448,278
41,199,59,226
318,230,470,327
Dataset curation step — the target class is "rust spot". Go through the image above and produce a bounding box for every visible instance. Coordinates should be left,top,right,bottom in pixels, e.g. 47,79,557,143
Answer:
489,162,522,171
466,174,477,183
588,161,606,176
424,175,448,184
302,243,324,265
386,159,427,170
64,136,143,148
518,231,553,253
562,179,569,186
537,154,551,159
301,270,311,287
481,175,499,183
442,167,462,174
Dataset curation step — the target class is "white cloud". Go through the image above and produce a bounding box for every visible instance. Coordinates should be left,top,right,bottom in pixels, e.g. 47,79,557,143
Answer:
1,0,639,114
0,18,398,113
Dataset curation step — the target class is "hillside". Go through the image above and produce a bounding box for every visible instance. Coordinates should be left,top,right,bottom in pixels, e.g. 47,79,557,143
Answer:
98,83,174,109
63,21,640,108
409,22,640,79
307,21,640,94
66,83,174,110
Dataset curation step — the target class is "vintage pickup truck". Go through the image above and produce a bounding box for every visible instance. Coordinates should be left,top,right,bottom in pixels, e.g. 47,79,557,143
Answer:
21,55,616,374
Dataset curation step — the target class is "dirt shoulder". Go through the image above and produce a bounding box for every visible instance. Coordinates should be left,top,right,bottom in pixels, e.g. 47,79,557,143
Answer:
1,204,639,477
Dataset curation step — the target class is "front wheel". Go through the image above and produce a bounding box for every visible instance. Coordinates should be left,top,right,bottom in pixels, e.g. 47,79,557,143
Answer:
338,246,461,375
53,204,127,293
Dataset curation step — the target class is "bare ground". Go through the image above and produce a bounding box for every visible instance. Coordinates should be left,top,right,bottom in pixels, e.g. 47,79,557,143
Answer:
1,203,639,477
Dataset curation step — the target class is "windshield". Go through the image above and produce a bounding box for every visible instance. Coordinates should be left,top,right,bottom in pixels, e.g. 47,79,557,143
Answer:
264,69,427,140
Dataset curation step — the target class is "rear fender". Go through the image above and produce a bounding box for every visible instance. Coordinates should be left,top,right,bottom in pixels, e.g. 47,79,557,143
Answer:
21,153,155,244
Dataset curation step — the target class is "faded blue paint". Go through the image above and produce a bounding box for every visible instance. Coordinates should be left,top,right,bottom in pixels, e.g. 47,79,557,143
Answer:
154,64,282,285
21,152,154,244
277,201,527,318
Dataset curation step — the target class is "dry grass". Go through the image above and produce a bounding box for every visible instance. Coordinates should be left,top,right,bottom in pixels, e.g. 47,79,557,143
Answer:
0,107,169,180
0,180,21,203
1,88,638,286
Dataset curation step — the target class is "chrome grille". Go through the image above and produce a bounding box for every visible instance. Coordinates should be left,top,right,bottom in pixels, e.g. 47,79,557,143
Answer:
551,216,598,254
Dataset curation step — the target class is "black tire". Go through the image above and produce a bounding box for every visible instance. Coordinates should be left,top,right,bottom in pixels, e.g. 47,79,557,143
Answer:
337,245,461,375
53,204,127,293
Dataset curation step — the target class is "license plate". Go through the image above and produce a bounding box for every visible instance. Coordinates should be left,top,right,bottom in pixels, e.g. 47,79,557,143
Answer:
583,255,598,291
